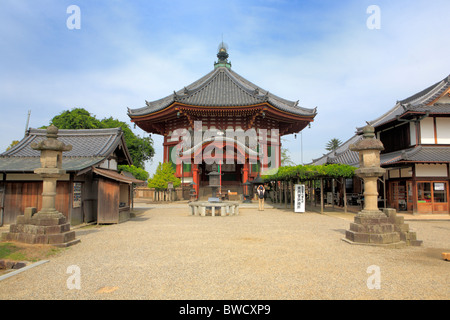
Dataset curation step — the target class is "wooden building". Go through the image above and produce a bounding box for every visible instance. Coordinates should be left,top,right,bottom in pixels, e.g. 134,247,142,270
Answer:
128,43,317,198
0,128,143,226
312,74,450,215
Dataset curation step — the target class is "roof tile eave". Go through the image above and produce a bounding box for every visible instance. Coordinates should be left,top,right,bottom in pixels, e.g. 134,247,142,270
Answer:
129,66,317,117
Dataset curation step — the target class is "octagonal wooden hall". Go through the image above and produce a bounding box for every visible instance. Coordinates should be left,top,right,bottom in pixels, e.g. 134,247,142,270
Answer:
128,43,317,199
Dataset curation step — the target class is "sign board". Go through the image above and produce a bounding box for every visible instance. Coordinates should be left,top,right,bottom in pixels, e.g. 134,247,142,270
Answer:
294,184,305,213
434,183,445,191
327,192,333,204
73,182,82,208
167,182,174,190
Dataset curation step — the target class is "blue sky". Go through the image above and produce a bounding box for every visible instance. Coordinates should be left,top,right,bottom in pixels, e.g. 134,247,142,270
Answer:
1,0,450,175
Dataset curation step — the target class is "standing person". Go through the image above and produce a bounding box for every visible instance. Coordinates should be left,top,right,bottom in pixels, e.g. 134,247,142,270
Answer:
257,184,265,211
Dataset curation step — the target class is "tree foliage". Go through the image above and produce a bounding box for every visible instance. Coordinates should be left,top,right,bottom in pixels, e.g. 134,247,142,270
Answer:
262,163,356,182
325,138,343,152
281,147,295,166
50,108,101,129
45,108,154,169
118,165,149,181
147,162,181,191
6,140,19,151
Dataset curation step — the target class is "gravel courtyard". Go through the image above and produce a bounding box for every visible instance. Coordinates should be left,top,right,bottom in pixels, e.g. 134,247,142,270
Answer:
1,204,449,300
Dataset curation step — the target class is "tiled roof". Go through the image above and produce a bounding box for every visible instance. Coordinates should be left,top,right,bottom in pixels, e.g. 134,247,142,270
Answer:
312,140,450,168
0,128,131,173
357,75,450,131
381,146,450,165
310,134,362,166
399,75,450,106
128,66,317,117
93,167,145,184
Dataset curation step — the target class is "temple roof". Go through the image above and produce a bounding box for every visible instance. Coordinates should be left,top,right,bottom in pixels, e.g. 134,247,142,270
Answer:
361,75,450,130
128,47,317,118
0,128,132,172
311,138,450,167
309,134,362,166
380,146,450,166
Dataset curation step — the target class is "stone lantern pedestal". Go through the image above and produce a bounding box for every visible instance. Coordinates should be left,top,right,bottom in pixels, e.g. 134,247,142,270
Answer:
343,125,422,247
2,126,80,247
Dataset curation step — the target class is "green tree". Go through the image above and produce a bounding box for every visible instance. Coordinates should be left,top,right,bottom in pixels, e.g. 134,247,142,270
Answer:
281,147,295,166
325,138,343,152
6,140,19,151
100,117,154,169
118,165,149,181
49,108,101,129
148,162,181,191
45,108,154,169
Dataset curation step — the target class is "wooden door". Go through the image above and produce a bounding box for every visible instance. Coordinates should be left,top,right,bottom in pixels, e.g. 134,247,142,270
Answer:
97,178,119,224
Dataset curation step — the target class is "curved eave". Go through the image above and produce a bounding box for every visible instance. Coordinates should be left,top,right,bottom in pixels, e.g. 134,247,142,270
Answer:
130,101,316,122
128,66,317,119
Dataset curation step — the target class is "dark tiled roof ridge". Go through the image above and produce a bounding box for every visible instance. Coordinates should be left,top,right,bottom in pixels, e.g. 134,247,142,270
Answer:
399,74,450,106
175,68,268,106
27,127,122,136
360,74,450,130
128,66,316,116
1,127,125,159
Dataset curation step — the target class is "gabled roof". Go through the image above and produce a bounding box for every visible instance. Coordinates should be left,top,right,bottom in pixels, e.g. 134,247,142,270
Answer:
93,167,145,185
128,66,317,118
362,75,450,130
0,128,132,173
309,134,362,166
381,146,450,166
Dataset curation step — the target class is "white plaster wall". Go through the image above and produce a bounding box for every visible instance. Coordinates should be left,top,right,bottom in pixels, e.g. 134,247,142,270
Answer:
401,167,413,178
415,163,448,177
436,118,450,144
389,169,400,178
420,117,435,144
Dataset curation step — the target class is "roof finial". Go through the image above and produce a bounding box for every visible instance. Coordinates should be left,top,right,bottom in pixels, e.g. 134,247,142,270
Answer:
214,39,231,69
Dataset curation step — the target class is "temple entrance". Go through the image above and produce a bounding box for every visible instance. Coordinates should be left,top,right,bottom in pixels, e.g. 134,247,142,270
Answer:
198,162,243,199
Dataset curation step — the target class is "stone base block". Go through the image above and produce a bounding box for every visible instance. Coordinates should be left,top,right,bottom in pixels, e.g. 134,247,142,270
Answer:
2,211,79,247
344,208,421,248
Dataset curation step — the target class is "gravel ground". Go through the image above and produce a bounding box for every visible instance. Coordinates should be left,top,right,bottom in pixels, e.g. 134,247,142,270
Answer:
0,204,449,300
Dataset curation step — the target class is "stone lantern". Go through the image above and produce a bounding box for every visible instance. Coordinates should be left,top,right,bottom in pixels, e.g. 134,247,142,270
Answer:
2,125,80,247
32,125,73,218
350,124,385,215
343,124,422,247
207,167,221,200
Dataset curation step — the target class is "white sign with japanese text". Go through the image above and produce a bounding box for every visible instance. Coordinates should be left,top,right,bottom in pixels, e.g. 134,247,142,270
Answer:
294,184,305,213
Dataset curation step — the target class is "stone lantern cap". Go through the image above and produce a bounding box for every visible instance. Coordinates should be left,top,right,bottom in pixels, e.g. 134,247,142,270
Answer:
30,125,72,173
30,125,73,153
349,124,384,152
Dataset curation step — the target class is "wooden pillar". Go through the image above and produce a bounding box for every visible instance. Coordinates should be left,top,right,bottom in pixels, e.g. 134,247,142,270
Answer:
332,178,335,209
242,162,249,184
278,181,282,204
320,178,324,214
342,177,348,213
192,164,199,200
284,180,288,208
411,165,418,215
313,180,317,207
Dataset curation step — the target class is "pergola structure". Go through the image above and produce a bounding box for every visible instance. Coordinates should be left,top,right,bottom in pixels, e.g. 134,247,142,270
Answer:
128,43,317,198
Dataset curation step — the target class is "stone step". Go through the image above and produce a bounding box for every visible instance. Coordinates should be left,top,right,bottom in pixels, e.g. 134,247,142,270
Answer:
345,230,400,244
349,222,394,233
